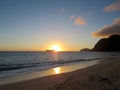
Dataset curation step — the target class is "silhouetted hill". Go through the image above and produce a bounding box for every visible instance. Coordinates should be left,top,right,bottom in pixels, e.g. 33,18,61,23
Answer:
92,35,120,51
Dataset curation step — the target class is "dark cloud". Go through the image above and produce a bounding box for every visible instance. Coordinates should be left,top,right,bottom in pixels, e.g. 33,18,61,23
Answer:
92,18,120,38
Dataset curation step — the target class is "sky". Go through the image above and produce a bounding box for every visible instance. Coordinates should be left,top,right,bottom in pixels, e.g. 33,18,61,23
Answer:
0,0,120,51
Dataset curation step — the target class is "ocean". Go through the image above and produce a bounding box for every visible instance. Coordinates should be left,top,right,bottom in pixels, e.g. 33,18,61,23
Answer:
0,51,119,78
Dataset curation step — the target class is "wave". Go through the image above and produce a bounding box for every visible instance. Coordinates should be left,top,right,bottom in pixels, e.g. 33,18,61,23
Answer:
0,58,103,72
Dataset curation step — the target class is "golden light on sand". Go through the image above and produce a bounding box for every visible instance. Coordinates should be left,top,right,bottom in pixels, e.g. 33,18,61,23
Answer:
50,45,61,52
53,67,60,74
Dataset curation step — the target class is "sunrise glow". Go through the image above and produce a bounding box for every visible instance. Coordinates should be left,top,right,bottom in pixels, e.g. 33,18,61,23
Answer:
50,45,61,52
0,0,119,51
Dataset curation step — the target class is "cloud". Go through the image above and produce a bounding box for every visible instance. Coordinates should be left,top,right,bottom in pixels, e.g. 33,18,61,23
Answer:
74,16,86,25
104,0,120,12
92,18,120,38
60,8,65,12
70,15,75,19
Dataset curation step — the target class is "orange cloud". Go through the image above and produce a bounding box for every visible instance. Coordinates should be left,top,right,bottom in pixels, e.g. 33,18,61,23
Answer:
74,16,86,25
104,0,120,12
92,18,120,38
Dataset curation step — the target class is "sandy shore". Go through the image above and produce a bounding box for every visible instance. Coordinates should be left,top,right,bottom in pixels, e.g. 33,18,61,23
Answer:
0,57,120,90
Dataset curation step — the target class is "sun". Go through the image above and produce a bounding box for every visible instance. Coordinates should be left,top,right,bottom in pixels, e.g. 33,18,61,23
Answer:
51,45,61,52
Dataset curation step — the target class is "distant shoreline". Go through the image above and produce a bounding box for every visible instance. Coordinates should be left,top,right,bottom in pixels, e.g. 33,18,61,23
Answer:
1,50,120,52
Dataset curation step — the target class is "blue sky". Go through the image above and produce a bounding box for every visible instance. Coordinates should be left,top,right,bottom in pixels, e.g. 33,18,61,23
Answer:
0,0,120,51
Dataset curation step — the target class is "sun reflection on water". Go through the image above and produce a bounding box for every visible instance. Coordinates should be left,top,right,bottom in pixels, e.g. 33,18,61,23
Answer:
53,67,60,74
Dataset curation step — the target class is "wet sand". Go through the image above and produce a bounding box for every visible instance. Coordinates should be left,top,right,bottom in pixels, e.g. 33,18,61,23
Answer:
0,57,120,90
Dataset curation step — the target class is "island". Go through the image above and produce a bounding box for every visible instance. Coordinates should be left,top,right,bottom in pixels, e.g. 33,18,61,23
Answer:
46,50,55,53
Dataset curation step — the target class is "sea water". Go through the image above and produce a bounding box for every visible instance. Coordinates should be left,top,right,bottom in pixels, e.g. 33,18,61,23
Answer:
0,51,119,78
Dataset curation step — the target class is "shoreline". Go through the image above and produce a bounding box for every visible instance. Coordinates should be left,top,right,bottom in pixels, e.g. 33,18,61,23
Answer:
0,59,100,85
0,57,120,90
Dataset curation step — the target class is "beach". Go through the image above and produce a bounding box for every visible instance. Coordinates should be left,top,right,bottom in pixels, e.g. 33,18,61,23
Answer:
1,0,120,90
0,57,120,90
